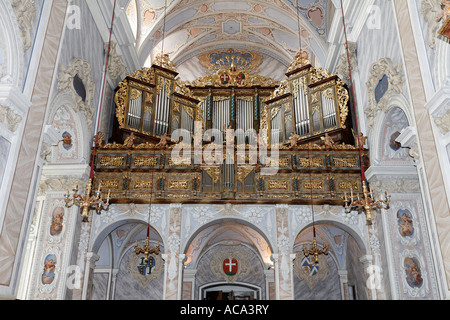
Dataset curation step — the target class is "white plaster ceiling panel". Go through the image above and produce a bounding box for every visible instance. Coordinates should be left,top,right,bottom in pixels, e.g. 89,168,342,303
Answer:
126,0,331,81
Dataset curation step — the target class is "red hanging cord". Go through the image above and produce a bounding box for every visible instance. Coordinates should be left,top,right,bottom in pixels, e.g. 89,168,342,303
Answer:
308,145,316,238
340,0,366,182
147,168,155,238
89,0,117,180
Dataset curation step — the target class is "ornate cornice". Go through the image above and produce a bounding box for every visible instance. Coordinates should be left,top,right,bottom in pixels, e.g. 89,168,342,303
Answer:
421,0,443,49
10,0,36,51
106,41,127,81
336,42,358,83
0,103,22,132
426,77,450,136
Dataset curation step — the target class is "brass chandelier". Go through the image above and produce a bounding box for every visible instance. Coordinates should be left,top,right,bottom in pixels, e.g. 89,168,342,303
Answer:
344,184,391,225
64,181,110,222
339,0,390,224
134,163,160,267
298,0,328,265
64,0,117,221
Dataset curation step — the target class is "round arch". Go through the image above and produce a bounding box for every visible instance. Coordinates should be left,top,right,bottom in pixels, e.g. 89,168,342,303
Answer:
0,0,25,87
291,218,370,257
369,93,415,165
46,92,90,163
89,217,166,255
182,217,275,260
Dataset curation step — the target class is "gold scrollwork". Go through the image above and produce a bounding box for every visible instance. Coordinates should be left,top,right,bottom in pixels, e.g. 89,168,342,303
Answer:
168,156,192,167
302,180,324,190
332,157,358,168
98,179,121,189
98,156,126,167
133,156,159,167
133,180,154,190
267,180,289,191
237,166,254,184
168,180,190,191
296,157,324,168
205,167,221,184
337,180,359,191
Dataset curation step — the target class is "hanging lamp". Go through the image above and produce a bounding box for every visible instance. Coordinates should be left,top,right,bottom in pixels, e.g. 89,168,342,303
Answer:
294,0,328,265
134,168,160,267
302,144,329,265
339,0,391,225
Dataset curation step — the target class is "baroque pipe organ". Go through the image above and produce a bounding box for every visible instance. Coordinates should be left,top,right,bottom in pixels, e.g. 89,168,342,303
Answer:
97,52,368,204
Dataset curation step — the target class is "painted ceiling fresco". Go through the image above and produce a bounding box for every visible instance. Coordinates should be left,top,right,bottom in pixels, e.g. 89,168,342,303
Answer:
122,0,334,81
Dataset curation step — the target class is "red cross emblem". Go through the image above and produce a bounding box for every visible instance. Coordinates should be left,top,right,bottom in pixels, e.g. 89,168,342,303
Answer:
220,73,230,84
223,258,238,276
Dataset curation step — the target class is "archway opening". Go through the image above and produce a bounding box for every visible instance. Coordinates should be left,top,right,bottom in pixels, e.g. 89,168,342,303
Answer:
293,222,368,300
89,219,165,300
182,219,273,300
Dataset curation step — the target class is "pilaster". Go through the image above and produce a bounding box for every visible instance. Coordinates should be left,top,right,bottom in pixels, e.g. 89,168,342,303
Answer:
163,204,182,300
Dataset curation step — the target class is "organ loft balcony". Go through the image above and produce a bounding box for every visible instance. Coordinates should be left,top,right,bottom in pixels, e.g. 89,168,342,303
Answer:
93,52,369,205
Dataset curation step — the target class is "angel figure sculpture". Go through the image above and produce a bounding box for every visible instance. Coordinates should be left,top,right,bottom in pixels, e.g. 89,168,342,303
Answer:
156,132,169,148
438,0,450,23
352,129,368,148
321,133,335,149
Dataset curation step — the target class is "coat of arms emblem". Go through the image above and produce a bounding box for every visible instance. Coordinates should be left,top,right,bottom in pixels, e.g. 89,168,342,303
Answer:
223,258,238,276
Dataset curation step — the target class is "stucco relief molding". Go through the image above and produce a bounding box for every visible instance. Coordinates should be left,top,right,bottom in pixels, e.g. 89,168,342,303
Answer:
10,0,36,52
336,42,358,83
106,41,127,81
369,178,421,195
57,58,96,129
0,85,29,133
426,77,450,136
38,176,88,196
421,0,444,50
365,58,405,132
396,126,421,163
0,103,22,132
366,165,421,194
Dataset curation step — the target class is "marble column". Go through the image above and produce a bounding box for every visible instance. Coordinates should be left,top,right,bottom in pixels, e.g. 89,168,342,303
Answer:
182,268,196,300
264,268,275,300
367,218,387,300
360,255,376,300
108,268,119,300
82,252,99,300
338,270,349,300
0,0,68,294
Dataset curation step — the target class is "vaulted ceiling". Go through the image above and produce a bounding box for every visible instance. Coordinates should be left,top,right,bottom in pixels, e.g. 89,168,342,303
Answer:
120,0,336,81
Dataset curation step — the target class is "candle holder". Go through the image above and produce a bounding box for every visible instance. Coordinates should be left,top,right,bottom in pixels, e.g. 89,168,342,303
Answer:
64,179,111,222
303,238,329,265
344,181,391,225
135,237,160,265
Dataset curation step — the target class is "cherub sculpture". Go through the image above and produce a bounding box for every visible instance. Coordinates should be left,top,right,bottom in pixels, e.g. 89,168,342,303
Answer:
124,132,136,148
438,0,450,23
321,133,335,149
156,132,169,148
352,129,368,148
289,132,300,148
94,131,106,148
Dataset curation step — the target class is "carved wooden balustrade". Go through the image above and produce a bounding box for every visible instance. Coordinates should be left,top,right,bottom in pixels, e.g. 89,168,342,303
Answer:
92,141,369,205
